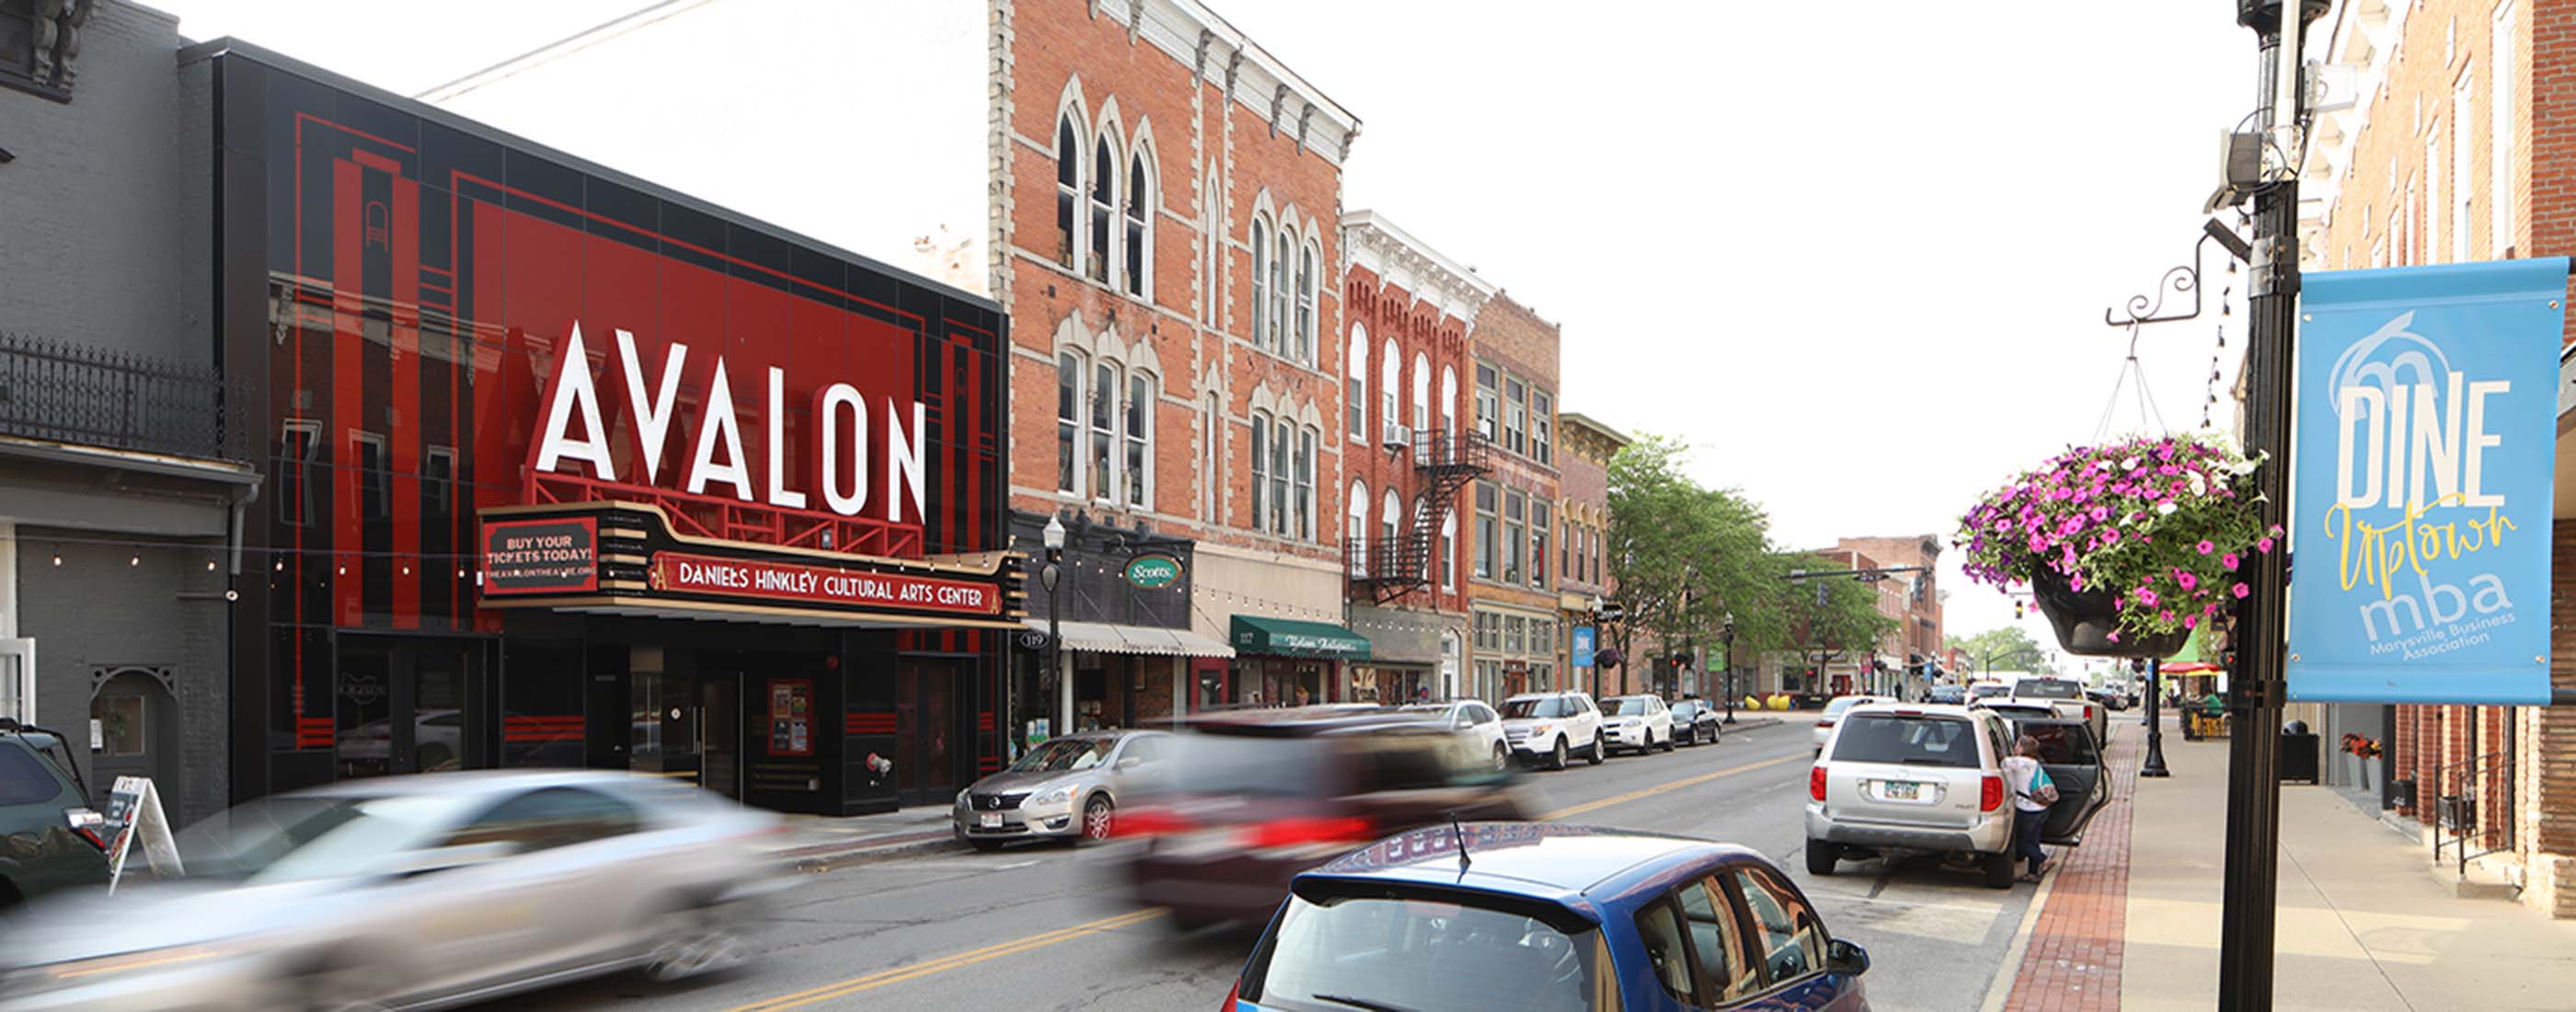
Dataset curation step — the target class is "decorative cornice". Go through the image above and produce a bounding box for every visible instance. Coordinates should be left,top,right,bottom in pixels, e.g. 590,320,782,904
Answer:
1105,0,1362,164
1342,210,1497,324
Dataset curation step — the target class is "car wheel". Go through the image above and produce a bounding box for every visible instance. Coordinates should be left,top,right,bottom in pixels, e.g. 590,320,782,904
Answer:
1082,796,1115,843
1982,850,2017,890
1806,841,1839,876
1492,742,1511,772
1550,738,1570,771
968,838,1006,853
644,903,755,983
293,956,398,1012
1660,730,1676,753
1587,737,1604,765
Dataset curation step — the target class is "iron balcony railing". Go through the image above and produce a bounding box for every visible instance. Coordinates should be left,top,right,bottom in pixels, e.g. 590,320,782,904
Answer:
0,332,251,463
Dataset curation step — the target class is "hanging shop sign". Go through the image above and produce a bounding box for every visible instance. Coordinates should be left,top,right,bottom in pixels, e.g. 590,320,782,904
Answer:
2287,259,2568,705
1123,554,1183,590
1571,626,1597,668
481,517,599,594
650,552,1003,615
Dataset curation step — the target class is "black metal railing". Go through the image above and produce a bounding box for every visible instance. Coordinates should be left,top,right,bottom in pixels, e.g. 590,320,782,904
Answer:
1412,428,1492,474
2432,750,2513,879
1344,534,1434,600
0,332,249,463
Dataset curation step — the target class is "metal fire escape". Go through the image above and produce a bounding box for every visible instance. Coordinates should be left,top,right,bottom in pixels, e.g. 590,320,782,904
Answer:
1346,428,1490,604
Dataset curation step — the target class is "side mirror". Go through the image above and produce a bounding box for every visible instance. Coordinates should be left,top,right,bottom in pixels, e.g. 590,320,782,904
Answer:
1826,937,1870,976
1114,756,1144,771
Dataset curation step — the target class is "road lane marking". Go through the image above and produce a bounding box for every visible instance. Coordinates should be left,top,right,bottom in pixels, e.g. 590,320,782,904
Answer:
725,907,1168,1012
1538,753,1807,821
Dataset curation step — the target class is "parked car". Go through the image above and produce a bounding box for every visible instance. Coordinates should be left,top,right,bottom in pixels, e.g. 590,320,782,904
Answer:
1224,822,1871,1011
1115,708,1530,929
0,720,109,913
1398,698,1511,771
1805,703,2023,888
2011,678,2109,747
1924,684,1967,706
2086,686,2132,711
952,729,1171,849
2001,714,2115,846
1501,691,1604,770
1600,695,1677,755
0,770,791,1012
1811,696,1890,754
1668,699,1723,746
1963,682,2012,705
1968,699,2060,727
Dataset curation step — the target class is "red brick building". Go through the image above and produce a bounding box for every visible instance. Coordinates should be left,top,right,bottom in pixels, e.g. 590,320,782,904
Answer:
1558,413,1627,696
1338,212,1493,701
1465,293,1566,700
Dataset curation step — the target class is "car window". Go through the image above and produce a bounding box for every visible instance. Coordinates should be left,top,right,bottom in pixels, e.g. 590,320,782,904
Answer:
1678,877,1760,1002
1119,735,1165,765
1502,697,1570,719
1986,716,2013,767
0,743,67,805
1346,738,1465,793
1471,704,1498,725
1602,697,1645,716
1250,893,1604,1012
1727,868,1827,988
1828,714,1980,767
2019,723,2100,765
1631,896,1698,1004
449,786,640,853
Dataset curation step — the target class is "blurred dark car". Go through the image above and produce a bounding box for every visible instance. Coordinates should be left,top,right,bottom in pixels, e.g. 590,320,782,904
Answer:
1113,707,1532,929
1224,822,1871,1011
0,720,109,912
1667,699,1722,746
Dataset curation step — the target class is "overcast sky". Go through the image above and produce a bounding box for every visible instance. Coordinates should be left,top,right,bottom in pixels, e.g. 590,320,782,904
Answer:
152,0,2264,655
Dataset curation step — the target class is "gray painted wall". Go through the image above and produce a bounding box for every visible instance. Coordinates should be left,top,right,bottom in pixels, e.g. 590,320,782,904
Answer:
17,534,230,825
0,0,206,365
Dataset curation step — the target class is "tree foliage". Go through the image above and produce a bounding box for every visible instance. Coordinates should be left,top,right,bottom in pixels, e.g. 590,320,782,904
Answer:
1943,626,2049,675
1776,552,1900,666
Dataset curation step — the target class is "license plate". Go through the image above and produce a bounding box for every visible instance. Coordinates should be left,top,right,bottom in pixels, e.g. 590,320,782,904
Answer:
1885,781,1921,800
980,812,1003,828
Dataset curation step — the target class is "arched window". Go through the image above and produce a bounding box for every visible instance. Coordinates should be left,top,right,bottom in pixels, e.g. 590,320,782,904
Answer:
1378,338,1399,443
1271,416,1292,535
1124,145,1152,298
1055,116,1082,270
1090,358,1118,500
1348,479,1369,576
1295,426,1317,540
1269,224,1293,352
1201,392,1221,522
1345,325,1367,442
1089,135,1116,285
1200,175,1222,326
1250,217,1271,346
1410,352,1431,433
1440,365,1458,437
1249,411,1271,531
1125,370,1153,507
1440,512,1457,592
1056,351,1084,493
1294,240,1316,363
1381,489,1401,546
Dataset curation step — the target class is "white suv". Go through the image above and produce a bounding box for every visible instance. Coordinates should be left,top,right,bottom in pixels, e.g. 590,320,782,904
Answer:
1397,698,1511,771
1804,703,2021,889
1499,692,1603,770
1599,695,1676,755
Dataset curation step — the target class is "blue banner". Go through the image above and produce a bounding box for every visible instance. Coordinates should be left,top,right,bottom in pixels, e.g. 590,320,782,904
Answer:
2287,259,2565,704
1572,626,1596,668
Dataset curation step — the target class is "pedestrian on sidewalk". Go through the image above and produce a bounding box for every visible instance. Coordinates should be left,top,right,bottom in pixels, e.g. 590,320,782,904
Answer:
2000,735,2056,882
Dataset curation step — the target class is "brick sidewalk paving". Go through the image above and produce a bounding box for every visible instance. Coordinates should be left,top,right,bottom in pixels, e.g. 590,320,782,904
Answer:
2002,724,2143,1012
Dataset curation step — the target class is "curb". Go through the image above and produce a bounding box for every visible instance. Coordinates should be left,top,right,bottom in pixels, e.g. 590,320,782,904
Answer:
774,831,964,872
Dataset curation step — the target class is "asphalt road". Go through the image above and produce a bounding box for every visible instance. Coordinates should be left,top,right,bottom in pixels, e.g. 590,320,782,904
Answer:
514,717,2038,1011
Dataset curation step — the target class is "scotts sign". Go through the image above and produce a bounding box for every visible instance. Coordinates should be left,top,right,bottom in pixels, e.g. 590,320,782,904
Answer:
533,323,930,525
1123,554,1182,590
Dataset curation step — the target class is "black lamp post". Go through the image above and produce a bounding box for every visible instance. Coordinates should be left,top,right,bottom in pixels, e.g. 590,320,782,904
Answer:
2141,657,2172,778
1719,612,1737,725
1041,514,1066,742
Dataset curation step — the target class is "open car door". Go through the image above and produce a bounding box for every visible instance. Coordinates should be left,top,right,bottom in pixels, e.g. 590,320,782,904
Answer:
2019,721,2112,845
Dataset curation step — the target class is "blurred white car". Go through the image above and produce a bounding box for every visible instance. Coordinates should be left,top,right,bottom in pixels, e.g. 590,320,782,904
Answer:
1397,698,1510,771
0,770,790,1012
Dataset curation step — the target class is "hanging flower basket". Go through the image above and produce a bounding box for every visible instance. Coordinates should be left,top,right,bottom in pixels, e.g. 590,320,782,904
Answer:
1958,433,2277,659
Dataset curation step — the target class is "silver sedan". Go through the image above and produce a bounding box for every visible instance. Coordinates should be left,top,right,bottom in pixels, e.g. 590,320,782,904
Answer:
0,770,791,1012
953,730,1169,847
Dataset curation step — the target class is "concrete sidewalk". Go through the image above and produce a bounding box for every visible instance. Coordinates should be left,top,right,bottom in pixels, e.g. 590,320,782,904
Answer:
2121,721,2576,1010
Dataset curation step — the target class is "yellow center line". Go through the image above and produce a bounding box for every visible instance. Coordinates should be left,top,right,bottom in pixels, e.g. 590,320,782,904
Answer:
1538,752,1808,821
727,750,1807,1009
728,907,1168,1012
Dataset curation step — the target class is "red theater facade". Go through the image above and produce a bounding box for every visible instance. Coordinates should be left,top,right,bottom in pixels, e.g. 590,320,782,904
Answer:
210,42,1018,812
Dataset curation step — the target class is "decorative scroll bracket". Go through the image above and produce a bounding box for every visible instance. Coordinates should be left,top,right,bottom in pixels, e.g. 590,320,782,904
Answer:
2104,218,2254,329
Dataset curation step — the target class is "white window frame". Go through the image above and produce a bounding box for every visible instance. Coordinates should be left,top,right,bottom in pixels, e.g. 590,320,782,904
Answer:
1250,410,1272,532
1089,358,1120,503
1125,144,1155,300
1201,392,1220,521
1348,479,1370,576
1441,366,1458,437
1295,240,1317,364
1381,489,1400,546
1296,426,1317,540
1440,512,1456,592
1271,224,1294,355
1055,114,1085,273
1250,217,1271,347
1201,174,1222,327
1346,324,1368,443
1410,352,1431,434
1379,338,1400,445
1271,417,1292,536
1090,132,1120,287
1124,370,1154,508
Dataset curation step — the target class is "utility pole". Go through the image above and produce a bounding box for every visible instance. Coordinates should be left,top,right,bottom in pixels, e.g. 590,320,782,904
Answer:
2218,3,2317,1007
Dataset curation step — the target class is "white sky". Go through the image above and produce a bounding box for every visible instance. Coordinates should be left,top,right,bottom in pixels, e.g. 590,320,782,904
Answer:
150,0,2263,650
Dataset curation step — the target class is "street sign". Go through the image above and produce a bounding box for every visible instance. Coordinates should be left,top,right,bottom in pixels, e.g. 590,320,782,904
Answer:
2287,259,2567,705
1123,554,1182,589
1571,626,1596,667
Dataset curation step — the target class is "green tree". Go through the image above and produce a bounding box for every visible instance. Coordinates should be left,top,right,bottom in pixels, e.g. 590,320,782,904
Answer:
1945,627,2049,676
1775,553,1899,690
1604,435,1775,695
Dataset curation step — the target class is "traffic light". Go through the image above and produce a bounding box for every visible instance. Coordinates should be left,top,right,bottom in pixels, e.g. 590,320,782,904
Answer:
1671,651,1694,670
2014,599,2026,620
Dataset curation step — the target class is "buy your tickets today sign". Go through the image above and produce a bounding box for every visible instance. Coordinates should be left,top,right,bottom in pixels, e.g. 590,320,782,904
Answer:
2287,259,2567,705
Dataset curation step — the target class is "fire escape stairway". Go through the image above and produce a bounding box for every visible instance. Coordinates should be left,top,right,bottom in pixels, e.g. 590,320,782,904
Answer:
1348,429,1490,604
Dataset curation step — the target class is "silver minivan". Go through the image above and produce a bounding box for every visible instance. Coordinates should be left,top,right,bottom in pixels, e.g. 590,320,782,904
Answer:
953,730,1169,848
1803,703,2020,888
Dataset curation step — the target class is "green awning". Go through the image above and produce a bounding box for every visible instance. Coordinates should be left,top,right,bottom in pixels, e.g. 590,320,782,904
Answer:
1230,615,1372,660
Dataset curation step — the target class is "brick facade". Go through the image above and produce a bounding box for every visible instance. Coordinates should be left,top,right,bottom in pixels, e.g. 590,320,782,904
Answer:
1464,293,1566,699
1558,413,1627,696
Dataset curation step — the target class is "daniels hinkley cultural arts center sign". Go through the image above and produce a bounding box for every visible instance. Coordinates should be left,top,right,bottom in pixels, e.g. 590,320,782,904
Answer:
482,517,599,594
2287,259,2567,706
650,553,1002,616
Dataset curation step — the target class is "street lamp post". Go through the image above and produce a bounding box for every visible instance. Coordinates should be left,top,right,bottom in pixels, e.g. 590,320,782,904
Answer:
2142,657,2171,778
1041,514,1067,742
1719,612,1737,725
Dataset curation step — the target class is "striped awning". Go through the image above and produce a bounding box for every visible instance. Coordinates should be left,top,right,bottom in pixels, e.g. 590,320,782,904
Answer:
1023,618,1236,659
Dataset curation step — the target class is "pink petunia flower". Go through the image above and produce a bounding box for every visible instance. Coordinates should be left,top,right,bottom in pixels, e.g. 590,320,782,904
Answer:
2184,615,2198,628
2256,536,2274,553
2232,582,2250,599
2221,552,2239,569
2137,589,2159,606
2196,540,2214,554
2176,571,2198,592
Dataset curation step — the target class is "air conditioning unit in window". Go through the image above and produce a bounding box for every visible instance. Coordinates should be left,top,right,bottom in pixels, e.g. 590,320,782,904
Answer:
1382,422,1412,450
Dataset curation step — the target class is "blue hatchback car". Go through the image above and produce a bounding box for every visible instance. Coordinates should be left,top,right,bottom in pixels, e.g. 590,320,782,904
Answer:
1225,822,1870,1011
